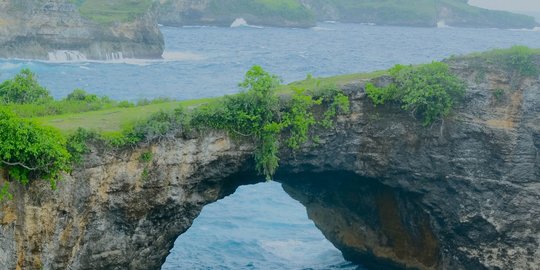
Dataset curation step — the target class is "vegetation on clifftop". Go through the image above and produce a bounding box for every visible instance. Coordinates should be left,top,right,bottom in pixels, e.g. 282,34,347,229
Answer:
0,109,71,200
463,46,540,78
304,0,537,28
69,0,153,25
1,46,537,199
207,0,315,23
0,66,350,199
190,66,349,178
159,0,315,26
366,62,465,126
156,0,536,28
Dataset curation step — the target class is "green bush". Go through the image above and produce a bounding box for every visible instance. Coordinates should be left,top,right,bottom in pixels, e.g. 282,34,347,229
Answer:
126,107,189,144
0,108,70,189
191,66,282,178
478,46,539,77
206,0,315,22
4,87,173,118
366,62,465,126
66,128,99,164
0,69,51,104
139,152,153,163
66,88,99,102
191,66,350,179
0,66,350,193
70,0,153,25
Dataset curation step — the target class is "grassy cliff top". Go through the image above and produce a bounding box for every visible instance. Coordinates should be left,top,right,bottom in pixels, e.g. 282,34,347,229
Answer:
305,0,537,28
8,47,539,135
8,0,535,28
206,0,315,21
30,70,385,134
69,0,153,25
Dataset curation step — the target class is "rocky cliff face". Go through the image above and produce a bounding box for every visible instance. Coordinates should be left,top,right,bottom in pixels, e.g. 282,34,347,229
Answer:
157,0,316,28
158,0,538,29
1,58,539,269
299,0,538,29
0,0,163,60
278,57,540,269
0,134,256,269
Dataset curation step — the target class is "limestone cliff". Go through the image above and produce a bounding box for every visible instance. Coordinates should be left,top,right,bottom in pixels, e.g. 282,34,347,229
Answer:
156,0,538,29
0,0,163,60
157,0,316,28
299,0,538,29
1,57,540,269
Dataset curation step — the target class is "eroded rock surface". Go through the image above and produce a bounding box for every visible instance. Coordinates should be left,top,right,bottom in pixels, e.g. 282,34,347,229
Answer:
0,0,163,60
157,0,315,28
1,58,540,269
278,57,540,269
0,134,256,269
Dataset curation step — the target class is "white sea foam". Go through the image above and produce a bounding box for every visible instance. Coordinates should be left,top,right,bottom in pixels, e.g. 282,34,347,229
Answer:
181,25,217,28
231,18,248,28
260,240,309,262
48,50,87,62
437,20,450,28
509,26,540,32
162,51,205,61
312,26,335,31
230,18,264,29
262,239,342,260
1,50,205,66
0,62,22,70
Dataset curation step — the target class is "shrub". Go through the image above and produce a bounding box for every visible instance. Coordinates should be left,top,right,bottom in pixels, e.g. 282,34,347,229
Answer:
282,87,321,150
66,128,99,164
191,66,350,179
194,66,282,178
0,69,51,104
366,62,465,126
128,107,189,143
139,152,153,163
479,46,539,77
118,100,135,108
0,108,70,189
66,88,99,102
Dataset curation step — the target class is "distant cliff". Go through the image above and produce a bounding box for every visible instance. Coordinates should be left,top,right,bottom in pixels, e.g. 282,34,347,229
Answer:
0,0,164,61
300,0,538,28
157,0,316,28
157,0,538,29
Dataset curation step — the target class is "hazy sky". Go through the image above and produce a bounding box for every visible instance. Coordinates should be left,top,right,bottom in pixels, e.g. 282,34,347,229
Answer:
469,0,540,12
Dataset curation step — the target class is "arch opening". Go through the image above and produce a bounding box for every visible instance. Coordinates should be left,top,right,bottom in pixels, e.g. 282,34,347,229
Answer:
162,180,364,270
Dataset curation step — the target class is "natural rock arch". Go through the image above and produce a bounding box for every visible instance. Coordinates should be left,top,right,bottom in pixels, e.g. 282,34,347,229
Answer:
1,59,539,269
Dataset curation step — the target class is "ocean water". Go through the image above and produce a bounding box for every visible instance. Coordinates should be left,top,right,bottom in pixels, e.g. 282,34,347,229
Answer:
1,23,540,101
162,182,361,270
1,23,540,269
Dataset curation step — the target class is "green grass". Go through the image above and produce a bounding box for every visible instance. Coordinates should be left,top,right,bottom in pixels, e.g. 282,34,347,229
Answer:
206,0,315,22
438,0,536,28
32,71,385,134
278,70,387,93
304,0,535,28
33,98,217,134
464,46,540,59
457,46,540,77
29,46,540,135
69,0,153,25
308,0,438,26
